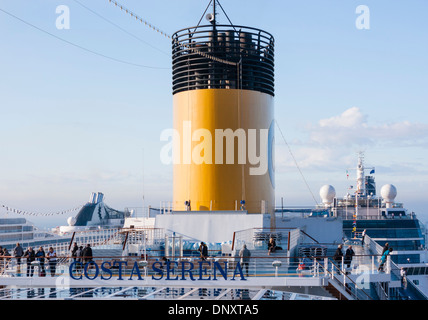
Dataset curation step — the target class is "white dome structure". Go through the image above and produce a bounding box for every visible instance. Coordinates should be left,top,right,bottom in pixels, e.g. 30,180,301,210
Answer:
320,185,336,206
381,184,397,208
67,216,76,226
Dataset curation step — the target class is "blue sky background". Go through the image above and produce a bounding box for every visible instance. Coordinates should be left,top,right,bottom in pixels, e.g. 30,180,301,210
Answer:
0,0,427,228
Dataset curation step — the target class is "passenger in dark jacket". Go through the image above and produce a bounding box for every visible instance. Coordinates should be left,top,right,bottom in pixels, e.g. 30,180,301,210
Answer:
71,242,79,262
344,245,355,269
74,246,84,271
82,244,93,264
198,242,208,261
333,245,343,262
268,238,276,255
333,244,343,274
77,246,84,262
24,247,36,277
35,247,45,276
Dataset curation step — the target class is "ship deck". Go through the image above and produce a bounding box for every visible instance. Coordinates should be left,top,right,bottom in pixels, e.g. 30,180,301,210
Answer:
0,237,403,301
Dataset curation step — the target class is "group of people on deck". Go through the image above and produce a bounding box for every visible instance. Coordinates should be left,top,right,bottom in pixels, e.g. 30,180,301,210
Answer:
333,241,393,274
333,244,355,274
167,232,397,279
70,243,94,269
0,243,57,277
0,242,95,277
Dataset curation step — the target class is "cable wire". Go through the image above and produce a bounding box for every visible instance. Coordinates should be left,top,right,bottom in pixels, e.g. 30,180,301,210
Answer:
0,7,169,70
72,0,169,57
275,120,318,205
107,0,237,66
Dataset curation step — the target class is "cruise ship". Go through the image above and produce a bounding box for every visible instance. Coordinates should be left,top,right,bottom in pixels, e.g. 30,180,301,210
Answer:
1,0,427,304
0,192,128,255
1,154,426,302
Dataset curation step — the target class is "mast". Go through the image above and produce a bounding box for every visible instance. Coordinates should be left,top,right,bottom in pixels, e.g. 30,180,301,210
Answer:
212,0,217,26
354,152,365,239
356,152,365,196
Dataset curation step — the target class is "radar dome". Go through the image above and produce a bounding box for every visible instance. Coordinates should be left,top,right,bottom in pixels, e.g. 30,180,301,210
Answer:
320,185,336,205
67,216,76,226
381,184,397,202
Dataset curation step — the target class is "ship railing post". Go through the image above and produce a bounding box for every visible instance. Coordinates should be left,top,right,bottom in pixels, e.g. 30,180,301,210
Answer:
324,258,328,277
386,255,391,274
254,257,257,277
171,235,175,260
165,234,169,258
313,258,318,277
343,271,346,287
372,256,375,273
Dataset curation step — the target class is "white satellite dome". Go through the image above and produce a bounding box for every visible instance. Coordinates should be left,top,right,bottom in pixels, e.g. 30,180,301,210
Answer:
67,216,76,226
381,184,397,202
320,185,336,205
381,184,397,208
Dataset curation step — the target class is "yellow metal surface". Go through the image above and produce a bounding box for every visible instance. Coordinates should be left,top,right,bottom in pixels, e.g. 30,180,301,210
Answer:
173,89,274,214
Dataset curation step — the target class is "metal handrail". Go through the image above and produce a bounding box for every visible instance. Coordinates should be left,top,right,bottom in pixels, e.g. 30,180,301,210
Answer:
172,24,275,96
321,258,374,300
390,261,428,300
0,253,384,280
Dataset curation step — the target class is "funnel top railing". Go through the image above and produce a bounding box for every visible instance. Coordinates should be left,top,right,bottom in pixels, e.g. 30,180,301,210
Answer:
172,24,275,96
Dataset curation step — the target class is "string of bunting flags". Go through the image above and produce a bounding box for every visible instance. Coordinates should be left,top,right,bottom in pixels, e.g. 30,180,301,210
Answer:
1,204,83,217
107,0,238,66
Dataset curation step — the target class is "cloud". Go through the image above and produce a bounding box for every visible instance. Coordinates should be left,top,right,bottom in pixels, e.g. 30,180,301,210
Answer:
308,107,428,147
319,107,367,129
275,107,428,173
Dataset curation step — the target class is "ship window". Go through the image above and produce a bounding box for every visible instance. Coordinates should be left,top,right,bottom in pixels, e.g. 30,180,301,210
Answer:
0,218,27,225
0,225,22,233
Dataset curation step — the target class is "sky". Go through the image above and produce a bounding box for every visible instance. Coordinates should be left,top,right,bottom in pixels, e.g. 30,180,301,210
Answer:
0,0,427,228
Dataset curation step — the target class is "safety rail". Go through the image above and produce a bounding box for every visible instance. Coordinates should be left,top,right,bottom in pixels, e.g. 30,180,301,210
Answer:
390,261,428,300
159,200,271,213
231,227,300,252
14,228,124,256
321,258,374,300
0,253,387,281
172,24,275,96
0,255,312,279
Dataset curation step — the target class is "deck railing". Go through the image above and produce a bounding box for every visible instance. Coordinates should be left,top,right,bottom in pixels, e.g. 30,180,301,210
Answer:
0,252,389,280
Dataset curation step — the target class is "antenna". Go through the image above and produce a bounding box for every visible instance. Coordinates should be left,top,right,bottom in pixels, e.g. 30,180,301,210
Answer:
205,0,216,25
142,147,145,212
212,0,217,25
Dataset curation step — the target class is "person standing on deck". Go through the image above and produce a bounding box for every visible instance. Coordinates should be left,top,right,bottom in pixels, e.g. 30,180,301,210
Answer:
333,244,343,274
198,242,208,261
239,244,251,277
46,247,57,277
13,243,24,274
23,247,36,277
344,245,355,272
